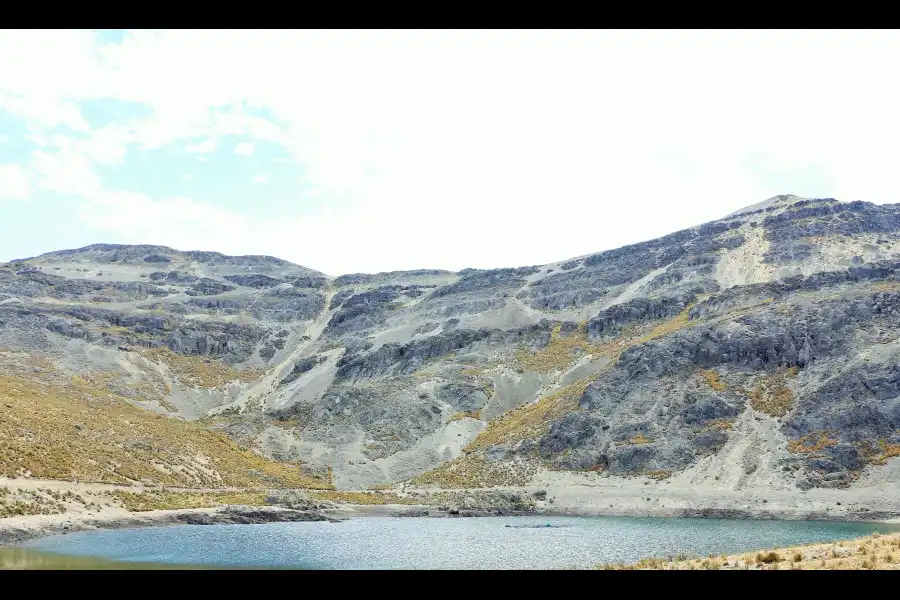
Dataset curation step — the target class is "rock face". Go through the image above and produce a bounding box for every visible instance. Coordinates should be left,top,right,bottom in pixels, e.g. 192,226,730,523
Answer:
7,196,900,492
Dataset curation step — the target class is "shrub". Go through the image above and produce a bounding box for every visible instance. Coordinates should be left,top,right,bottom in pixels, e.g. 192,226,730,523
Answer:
756,551,781,564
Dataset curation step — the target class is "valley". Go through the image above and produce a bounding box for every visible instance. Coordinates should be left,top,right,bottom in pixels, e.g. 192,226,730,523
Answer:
5,194,900,548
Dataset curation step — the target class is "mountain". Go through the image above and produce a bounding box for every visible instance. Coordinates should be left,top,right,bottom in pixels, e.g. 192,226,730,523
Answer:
4,195,900,503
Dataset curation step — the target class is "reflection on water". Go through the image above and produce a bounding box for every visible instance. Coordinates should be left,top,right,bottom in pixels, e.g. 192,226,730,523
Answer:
0,546,190,570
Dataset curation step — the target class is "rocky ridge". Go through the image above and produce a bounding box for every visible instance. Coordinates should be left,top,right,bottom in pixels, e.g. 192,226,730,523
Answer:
5,195,900,500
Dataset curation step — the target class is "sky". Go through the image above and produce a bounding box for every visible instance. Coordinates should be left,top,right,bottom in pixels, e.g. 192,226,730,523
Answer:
1,29,898,276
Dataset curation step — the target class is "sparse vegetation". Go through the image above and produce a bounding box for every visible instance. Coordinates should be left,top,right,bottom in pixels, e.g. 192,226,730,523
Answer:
141,347,263,389
515,323,605,374
465,377,597,453
633,304,697,342
459,367,484,376
0,488,70,518
111,490,268,512
745,368,797,417
449,411,481,422
788,431,838,454
868,439,900,465
699,369,727,391
0,373,332,489
606,532,900,569
463,306,705,468
100,325,130,335
411,455,538,488
870,281,900,293
367,483,396,491
308,490,421,505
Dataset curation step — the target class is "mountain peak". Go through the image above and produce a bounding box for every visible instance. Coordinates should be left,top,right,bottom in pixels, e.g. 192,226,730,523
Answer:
724,194,809,218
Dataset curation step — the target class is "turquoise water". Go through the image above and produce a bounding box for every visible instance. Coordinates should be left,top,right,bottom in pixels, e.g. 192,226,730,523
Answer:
21,516,897,569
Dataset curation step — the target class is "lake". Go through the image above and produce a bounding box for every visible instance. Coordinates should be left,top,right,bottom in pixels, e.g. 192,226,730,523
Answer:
19,516,897,569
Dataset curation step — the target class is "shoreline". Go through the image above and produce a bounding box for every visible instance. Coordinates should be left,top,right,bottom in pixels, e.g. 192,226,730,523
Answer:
334,502,900,524
0,505,333,546
5,470,900,547
4,501,900,548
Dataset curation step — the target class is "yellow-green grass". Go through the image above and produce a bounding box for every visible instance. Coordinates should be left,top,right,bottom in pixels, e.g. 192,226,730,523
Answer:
0,373,332,489
469,305,703,455
745,368,797,418
516,323,609,374
308,490,421,505
111,490,268,512
787,431,838,454
140,347,263,389
699,369,727,391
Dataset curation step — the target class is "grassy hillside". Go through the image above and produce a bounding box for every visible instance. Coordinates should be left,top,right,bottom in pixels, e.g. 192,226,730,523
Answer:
0,371,331,490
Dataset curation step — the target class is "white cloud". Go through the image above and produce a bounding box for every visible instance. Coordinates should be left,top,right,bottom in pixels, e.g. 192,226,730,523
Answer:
252,175,269,184
4,30,900,272
234,142,254,156
0,92,91,132
29,148,101,197
0,164,30,200
185,139,216,154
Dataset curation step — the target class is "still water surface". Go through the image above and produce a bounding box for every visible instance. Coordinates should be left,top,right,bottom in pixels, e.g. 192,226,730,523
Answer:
21,516,898,569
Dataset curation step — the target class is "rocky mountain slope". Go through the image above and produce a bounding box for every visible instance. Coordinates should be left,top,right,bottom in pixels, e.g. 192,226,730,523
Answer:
4,194,900,497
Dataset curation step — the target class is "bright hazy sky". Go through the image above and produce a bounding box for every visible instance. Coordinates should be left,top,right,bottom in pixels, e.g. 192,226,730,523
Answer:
1,30,897,275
